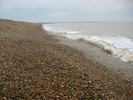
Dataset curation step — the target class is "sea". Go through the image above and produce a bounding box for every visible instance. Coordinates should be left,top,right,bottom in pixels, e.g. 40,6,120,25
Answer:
43,22,133,62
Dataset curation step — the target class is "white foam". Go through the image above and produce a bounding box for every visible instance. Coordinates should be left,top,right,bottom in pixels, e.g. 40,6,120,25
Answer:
44,25,66,34
83,36,133,62
90,36,133,51
42,24,133,62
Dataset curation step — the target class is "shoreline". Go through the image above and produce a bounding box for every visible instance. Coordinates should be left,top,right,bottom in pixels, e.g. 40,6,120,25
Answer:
44,29,133,81
0,19,133,99
59,36,133,81
43,23,133,63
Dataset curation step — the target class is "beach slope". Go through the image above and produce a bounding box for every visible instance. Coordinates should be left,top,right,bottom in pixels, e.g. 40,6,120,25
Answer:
0,19,133,99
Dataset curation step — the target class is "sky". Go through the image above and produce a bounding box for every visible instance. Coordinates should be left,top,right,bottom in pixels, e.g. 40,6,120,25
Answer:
0,0,133,22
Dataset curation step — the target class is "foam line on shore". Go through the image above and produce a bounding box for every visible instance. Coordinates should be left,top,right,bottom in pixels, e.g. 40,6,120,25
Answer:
43,24,133,62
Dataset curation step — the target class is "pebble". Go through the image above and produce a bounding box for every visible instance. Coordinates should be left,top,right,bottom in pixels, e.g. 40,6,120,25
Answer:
0,19,132,100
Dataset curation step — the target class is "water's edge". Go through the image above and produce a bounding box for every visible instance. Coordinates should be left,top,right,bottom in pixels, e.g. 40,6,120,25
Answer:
43,23,133,62
42,25,133,81
57,36,133,81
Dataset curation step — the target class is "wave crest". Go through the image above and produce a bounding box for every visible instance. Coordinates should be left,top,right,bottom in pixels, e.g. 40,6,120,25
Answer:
43,24,133,62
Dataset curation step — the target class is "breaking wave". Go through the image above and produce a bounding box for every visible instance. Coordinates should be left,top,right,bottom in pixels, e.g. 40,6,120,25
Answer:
43,24,133,62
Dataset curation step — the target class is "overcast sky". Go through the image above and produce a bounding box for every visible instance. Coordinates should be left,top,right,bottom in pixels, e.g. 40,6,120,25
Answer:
0,0,133,22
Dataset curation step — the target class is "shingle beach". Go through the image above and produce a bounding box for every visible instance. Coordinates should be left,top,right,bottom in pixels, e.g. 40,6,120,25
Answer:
0,19,133,99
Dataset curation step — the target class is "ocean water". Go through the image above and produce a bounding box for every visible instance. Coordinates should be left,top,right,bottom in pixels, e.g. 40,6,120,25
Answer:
43,22,133,62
